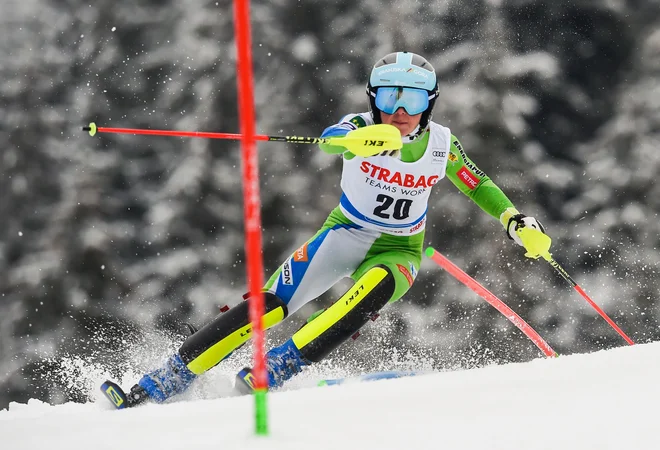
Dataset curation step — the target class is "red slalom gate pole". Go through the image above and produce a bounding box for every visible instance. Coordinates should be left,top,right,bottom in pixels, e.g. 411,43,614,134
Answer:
425,248,557,358
234,0,268,435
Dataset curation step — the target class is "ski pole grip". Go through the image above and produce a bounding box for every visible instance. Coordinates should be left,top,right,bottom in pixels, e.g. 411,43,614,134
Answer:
516,227,552,260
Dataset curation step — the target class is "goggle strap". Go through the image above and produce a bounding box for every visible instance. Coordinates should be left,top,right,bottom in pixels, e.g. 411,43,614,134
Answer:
372,87,435,99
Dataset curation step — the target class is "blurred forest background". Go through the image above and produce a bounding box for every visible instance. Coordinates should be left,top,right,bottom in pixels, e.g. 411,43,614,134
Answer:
2,0,660,409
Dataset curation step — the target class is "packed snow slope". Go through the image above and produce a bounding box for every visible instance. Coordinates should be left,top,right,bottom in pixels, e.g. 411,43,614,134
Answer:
1,341,656,450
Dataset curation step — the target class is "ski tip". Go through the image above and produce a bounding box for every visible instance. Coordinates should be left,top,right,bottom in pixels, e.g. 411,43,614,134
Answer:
100,380,128,410
235,368,256,395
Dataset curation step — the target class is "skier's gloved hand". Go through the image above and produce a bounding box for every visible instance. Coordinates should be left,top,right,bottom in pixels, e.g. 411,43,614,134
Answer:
500,208,546,246
500,207,550,258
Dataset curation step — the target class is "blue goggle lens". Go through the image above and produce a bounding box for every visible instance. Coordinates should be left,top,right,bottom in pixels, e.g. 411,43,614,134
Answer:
374,87,429,115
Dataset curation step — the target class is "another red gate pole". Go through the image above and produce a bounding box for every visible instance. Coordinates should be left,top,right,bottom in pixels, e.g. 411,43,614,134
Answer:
233,0,268,436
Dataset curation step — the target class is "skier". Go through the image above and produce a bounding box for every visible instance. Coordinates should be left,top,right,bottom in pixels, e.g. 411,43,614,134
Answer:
101,51,549,408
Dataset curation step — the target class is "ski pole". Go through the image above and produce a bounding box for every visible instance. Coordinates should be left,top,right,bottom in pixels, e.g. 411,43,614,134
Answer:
82,122,402,157
425,247,557,358
516,228,634,345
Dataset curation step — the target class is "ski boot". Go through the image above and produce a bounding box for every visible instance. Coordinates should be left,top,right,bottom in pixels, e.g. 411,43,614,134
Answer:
236,338,309,394
101,353,197,409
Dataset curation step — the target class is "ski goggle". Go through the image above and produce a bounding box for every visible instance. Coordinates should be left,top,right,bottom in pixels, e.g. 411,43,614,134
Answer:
374,87,429,115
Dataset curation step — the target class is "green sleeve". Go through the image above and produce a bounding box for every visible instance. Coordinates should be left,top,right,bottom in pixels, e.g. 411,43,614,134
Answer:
319,142,356,160
319,142,347,155
445,135,515,219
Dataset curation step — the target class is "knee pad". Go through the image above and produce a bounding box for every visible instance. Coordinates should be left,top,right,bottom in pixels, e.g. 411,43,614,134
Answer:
180,293,288,374
292,265,395,363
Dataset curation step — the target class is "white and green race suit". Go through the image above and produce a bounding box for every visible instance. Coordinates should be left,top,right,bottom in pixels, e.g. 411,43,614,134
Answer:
264,112,516,315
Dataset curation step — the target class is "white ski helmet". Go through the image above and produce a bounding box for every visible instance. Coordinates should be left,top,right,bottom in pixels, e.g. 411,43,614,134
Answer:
366,51,439,130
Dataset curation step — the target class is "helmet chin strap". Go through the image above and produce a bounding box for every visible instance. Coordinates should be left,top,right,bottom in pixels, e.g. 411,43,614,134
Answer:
401,124,428,144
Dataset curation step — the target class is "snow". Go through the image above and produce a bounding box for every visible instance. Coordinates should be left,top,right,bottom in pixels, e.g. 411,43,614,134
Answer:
1,341,656,450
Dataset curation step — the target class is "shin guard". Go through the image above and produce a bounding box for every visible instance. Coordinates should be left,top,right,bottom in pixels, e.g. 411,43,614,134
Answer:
179,293,288,375
292,265,395,363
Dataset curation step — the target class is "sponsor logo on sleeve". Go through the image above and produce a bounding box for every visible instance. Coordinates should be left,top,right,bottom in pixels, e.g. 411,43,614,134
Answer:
293,243,308,262
457,166,480,190
448,152,458,163
282,260,293,285
397,264,414,287
455,141,485,177
349,115,367,129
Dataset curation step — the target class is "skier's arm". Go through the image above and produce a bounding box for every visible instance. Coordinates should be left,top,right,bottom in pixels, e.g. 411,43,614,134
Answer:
445,135,548,249
318,114,373,159
319,124,353,155
445,135,515,220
